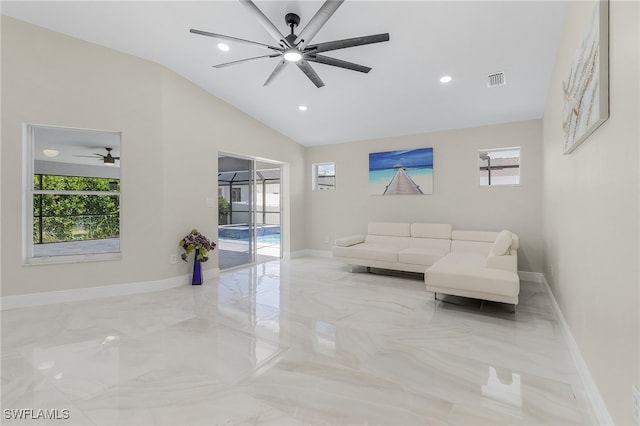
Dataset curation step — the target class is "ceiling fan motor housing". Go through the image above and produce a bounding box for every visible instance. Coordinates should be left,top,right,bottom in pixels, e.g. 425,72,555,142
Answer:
285,13,300,29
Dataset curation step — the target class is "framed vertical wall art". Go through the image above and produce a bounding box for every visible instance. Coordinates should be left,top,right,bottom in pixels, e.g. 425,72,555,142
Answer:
562,0,609,154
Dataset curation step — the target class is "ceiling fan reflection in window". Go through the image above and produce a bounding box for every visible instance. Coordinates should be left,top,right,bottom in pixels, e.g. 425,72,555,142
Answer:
190,0,390,88
73,147,120,166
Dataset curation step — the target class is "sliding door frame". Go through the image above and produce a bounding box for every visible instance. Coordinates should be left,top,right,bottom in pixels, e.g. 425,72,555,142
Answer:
218,151,284,267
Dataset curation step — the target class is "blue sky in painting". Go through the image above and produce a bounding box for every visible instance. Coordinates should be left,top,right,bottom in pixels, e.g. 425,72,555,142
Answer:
369,148,433,170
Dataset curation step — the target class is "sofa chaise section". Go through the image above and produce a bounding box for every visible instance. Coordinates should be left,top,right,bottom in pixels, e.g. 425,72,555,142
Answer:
425,230,520,305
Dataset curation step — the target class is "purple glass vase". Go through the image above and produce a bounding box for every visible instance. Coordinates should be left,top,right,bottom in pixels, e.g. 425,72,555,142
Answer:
192,248,202,285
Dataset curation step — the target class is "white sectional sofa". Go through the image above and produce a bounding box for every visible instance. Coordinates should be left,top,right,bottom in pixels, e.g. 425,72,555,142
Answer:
332,222,520,305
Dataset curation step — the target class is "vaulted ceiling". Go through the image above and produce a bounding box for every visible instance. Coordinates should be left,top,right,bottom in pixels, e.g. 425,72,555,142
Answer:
2,1,568,146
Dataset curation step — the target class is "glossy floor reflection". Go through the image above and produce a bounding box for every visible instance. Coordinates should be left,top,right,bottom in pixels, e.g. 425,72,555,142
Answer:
2,257,597,425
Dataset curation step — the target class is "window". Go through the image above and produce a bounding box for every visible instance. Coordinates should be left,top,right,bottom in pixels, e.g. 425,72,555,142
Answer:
479,147,520,186
25,125,121,263
231,187,242,202
312,162,336,191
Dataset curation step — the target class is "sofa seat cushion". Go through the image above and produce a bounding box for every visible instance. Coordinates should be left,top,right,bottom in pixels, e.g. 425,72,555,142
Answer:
398,247,448,266
426,252,519,298
332,243,399,263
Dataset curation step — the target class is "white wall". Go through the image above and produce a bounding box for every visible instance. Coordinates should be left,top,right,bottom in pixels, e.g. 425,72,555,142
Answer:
306,119,543,272
542,1,639,423
1,16,305,297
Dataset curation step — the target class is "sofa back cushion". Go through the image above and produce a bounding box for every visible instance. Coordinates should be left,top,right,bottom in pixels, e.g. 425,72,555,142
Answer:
410,223,452,239
368,222,411,237
451,230,501,255
451,230,519,255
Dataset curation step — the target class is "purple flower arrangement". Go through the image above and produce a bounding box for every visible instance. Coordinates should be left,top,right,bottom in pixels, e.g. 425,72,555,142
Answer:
179,229,216,262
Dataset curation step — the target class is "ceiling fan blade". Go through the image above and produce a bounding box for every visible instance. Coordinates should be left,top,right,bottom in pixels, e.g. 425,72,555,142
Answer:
294,0,344,50
306,33,390,53
296,60,325,88
214,54,282,69
263,59,288,86
72,155,102,158
305,54,371,73
189,29,282,51
239,0,289,48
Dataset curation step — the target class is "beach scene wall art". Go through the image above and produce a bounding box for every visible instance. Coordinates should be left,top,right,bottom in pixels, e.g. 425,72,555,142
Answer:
369,148,433,195
562,0,609,154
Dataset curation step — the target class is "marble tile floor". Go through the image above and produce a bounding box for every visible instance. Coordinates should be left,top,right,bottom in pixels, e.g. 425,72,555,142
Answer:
217,249,278,271
1,257,597,425
218,238,280,270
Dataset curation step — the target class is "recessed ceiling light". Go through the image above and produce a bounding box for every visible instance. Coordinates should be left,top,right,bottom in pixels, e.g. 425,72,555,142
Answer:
298,105,308,111
284,49,302,62
217,43,230,52
439,75,452,83
42,149,60,157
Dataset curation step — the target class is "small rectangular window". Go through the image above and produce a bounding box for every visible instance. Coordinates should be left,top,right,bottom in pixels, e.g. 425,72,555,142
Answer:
312,162,336,191
479,147,520,186
231,187,242,202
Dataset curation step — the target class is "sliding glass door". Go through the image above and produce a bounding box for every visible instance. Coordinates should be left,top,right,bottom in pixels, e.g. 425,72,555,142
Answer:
254,161,282,261
218,154,281,270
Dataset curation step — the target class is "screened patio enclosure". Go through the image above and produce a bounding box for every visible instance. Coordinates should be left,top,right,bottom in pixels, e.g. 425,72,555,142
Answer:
217,155,281,270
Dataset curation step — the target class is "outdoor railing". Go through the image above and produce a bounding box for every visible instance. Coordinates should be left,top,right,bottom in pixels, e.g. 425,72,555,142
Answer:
34,213,119,244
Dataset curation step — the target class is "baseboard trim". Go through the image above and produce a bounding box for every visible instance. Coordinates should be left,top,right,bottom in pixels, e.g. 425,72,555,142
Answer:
305,249,332,258
518,270,545,283
542,276,614,425
285,250,304,259
287,249,331,259
1,269,219,311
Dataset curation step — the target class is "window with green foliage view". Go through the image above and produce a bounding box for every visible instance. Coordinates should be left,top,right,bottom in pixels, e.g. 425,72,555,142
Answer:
26,124,121,262
33,175,120,246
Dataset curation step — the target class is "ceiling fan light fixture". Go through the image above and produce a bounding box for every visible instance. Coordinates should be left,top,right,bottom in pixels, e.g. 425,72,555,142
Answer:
42,149,60,158
104,157,116,166
283,49,302,62
217,43,230,52
190,1,390,88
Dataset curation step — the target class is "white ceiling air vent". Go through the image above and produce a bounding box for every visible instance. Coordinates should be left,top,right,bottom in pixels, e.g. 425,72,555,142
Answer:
487,72,506,88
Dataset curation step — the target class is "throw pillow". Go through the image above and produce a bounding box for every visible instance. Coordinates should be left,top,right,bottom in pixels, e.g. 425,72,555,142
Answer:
490,230,513,256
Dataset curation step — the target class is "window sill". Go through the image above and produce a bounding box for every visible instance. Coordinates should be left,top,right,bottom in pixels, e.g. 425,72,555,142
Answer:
24,252,122,266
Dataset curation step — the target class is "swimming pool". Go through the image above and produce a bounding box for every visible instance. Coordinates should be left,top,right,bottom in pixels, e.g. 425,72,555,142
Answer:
218,224,280,239
256,234,280,245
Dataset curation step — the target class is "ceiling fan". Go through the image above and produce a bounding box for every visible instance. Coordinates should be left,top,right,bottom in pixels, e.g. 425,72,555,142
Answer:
73,147,120,166
190,0,390,88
